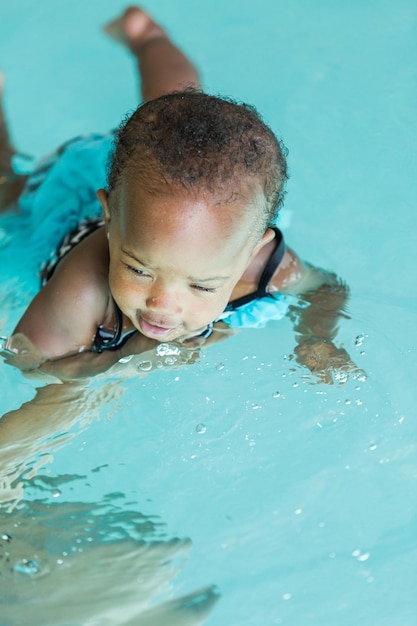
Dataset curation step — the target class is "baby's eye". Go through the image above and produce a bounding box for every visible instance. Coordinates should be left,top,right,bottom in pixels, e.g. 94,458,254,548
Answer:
191,284,217,293
125,264,150,277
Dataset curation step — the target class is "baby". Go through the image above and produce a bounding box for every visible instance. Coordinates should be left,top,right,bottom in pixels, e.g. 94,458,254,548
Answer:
0,7,353,382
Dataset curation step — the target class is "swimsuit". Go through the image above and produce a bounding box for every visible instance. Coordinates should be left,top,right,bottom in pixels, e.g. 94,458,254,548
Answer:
40,215,105,286
18,132,114,254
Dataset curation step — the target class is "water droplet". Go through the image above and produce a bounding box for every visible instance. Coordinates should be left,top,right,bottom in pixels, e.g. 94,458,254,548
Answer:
369,444,377,451
52,489,61,498
137,360,152,372
155,343,181,356
282,593,292,600
118,354,133,363
1,533,12,542
272,391,281,398
294,508,302,515
13,559,41,576
245,434,256,446
352,549,370,561
164,356,177,365
292,382,299,388
334,371,348,384
196,423,206,434
215,362,225,371
344,399,351,405
355,334,365,347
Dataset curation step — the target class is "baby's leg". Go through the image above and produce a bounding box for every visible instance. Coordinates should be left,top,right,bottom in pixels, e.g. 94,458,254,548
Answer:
104,6,200,102
0,72,27,212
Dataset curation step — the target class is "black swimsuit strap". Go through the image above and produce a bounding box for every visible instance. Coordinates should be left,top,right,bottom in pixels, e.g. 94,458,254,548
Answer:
224,226,286,311
92,299,125,353
257,227,285,293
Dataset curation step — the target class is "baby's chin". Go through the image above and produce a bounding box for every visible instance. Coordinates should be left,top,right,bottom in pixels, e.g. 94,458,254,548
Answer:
171,325,213,344
133,313,212,344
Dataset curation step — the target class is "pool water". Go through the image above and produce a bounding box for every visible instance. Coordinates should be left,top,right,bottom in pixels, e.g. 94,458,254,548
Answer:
1,1,416,625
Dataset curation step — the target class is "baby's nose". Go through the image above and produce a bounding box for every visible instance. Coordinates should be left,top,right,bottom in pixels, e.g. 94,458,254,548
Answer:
145,283,182,314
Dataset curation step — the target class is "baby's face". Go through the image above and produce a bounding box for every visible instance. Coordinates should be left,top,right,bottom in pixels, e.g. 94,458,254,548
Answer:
101,179,266,342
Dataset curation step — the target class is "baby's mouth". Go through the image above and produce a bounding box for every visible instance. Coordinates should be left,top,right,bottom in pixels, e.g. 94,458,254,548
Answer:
138,316,180,339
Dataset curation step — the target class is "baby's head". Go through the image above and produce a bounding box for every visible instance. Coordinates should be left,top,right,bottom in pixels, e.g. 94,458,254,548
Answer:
99,92,289,342
107,91,288,237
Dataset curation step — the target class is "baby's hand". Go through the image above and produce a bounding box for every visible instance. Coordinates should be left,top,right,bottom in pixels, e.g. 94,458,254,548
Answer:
293,339,365,385
0,333,46,370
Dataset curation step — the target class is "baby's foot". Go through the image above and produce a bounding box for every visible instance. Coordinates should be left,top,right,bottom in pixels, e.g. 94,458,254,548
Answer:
103,6,166,53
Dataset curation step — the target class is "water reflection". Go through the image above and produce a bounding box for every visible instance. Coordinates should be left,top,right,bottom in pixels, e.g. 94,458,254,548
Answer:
0,496,219,625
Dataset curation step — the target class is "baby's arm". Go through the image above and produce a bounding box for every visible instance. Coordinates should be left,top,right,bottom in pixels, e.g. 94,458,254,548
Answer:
10,229,110,370
272,249,359,383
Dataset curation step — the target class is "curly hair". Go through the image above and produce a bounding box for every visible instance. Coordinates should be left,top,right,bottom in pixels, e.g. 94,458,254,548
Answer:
106,90,288,230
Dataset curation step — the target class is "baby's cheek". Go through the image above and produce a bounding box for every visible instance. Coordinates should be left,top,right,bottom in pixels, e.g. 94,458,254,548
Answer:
196,296,227,323
110,275,141,308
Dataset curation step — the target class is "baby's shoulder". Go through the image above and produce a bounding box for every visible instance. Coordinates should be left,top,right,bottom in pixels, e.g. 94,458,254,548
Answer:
14,228,111,359
50,227,110,314
269,247,304,292
59,225,107,271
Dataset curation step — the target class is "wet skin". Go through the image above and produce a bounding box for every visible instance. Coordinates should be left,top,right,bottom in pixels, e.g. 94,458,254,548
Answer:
98,178,274,343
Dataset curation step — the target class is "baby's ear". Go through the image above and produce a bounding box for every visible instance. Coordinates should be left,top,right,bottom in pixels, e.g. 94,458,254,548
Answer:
250,228,275,259
260,228,275,247
97,188,111,228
